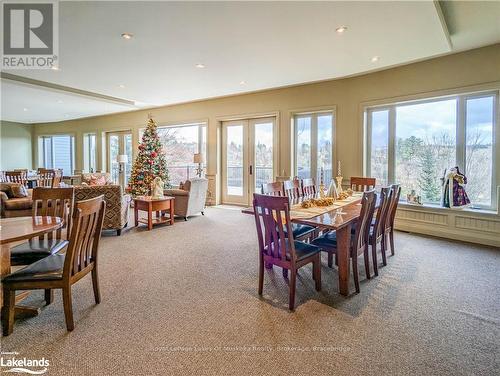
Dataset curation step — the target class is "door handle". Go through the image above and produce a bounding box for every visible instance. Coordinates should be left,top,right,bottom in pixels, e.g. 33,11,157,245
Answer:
249,165,253,175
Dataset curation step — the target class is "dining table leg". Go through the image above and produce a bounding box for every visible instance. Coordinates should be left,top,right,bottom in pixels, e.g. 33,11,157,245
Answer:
336,224,351,296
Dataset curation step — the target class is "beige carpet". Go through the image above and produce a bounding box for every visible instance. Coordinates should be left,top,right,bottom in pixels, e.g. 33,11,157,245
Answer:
1,207,499,375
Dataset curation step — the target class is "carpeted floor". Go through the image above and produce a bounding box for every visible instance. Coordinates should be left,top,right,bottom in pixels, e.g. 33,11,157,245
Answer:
1,207,499,375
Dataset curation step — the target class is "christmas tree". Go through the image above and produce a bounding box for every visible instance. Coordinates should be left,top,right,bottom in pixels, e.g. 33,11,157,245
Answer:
129,117,170,197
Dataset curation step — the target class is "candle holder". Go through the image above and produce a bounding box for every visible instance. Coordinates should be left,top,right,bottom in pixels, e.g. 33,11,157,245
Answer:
336,176,343,194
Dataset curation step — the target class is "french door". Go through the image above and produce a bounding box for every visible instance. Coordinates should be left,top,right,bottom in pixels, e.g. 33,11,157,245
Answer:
222,117,276,205
107,131,133,188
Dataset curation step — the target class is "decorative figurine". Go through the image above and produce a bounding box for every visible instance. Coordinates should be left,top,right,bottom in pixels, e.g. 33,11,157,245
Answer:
336,160,343,194
326,179,338,199
319,166,325,198
406,189,422,205
441,166,470,208
151,177,164,199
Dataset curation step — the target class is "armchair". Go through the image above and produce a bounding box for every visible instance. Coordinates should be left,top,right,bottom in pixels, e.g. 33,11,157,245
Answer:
164,178,208,220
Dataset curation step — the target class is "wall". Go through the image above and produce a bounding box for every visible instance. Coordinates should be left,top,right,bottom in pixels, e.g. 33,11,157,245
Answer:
0,121,33,170
32,44,500,246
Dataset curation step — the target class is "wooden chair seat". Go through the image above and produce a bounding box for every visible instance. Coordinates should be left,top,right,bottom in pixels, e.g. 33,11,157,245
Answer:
10,239,69,266
2,254,65,282
284,223,316,239
265,240,322,262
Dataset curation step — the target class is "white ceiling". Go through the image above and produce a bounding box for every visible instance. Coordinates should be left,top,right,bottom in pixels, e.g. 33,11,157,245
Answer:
1,1,499,124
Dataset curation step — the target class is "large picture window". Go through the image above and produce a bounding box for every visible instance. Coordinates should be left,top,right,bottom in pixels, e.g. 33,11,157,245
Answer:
293,112,334,185
155,123,207,186
365,91,497,209
83,133,96,173
38,135,75,175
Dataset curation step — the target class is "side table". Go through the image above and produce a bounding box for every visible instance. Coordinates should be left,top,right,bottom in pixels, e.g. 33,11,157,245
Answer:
134,196,175,230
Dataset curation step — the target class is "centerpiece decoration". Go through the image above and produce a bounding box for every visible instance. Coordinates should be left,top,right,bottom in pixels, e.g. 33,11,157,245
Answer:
129,116,170,197
441,166,470,208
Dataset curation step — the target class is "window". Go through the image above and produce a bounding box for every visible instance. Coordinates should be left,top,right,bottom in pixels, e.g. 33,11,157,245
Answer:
154,123,207,186
83,133,96,173
366,91,498,209
38,135,75,175
293,112,334,185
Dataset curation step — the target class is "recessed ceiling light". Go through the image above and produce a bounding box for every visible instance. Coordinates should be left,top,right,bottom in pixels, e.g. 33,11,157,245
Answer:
57,100,63,103
51,65,60,71
23,108,28,111
335,26,348,34
371,56,380,62
239,80,246,85
121,33,133,40
195,63,205,69
118,84,126,88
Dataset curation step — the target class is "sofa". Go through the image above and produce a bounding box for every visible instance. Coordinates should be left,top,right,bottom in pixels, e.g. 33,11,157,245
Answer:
74,185,131,235
0,183,33,218
164,178,208,220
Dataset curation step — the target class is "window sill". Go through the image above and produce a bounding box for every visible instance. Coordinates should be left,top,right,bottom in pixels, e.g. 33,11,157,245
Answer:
398,201,499,217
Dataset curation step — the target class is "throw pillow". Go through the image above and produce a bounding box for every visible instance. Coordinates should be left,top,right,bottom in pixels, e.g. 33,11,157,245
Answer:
0,182,13,198
10,183,28,198
89,176,106,186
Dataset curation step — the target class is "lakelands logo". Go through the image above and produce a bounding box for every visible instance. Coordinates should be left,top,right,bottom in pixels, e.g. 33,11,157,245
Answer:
2,1,59,69
0,352,49,374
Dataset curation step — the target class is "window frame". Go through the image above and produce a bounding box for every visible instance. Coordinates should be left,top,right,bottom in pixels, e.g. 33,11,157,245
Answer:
153,122,208,186
38,134,75,175
292,110,335,185
364,89,499,210
83,133,96,173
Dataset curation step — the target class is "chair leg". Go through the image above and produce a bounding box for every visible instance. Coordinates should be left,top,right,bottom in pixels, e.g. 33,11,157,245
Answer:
313,257,321,291
327,251,333,268
335,253,338,266
389,230,395,256
62,286,75,331
2,288,15,336
364,246,371,279
282,268,288,279
44,289,54,305
116,229,122,236
258,257,264,295
92,267,101,304
352,256,360,294
289,269,297,311
372,243,379,276
381,234,388,266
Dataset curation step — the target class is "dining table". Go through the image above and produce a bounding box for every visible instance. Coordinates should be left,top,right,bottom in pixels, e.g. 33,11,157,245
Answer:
0,216,64,316
242,193,368,296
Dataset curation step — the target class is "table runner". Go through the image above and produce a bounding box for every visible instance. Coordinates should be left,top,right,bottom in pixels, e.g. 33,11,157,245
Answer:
289,193,362,219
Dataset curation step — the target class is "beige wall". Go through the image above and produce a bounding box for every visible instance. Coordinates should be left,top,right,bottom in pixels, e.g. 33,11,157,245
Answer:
33,44,500,203
0,121,33,170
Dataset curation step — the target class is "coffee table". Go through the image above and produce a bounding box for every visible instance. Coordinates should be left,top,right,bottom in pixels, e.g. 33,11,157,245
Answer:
134,196,175,230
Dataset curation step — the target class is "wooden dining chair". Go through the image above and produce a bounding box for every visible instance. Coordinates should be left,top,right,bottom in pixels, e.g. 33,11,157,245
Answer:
302,178,316,196
10,187,74,266
380,184,401,265
5,171,27,187
350,177,376,192
261,181,284,196
0,171,6,182
2,195,106,335
369,187,392,276
38,170,56,187
283,179,302,199
312,190,377,293
253,193,321,310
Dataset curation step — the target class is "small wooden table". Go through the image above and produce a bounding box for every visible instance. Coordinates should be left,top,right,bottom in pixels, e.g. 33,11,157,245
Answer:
0,216,64,315
134,196,175,230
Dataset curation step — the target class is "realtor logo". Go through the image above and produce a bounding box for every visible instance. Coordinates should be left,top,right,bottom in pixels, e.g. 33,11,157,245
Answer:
2,1,59,69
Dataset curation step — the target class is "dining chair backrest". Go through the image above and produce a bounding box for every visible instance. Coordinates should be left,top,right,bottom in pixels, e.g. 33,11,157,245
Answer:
32,187,75,241
262,182,284,196
38,171,56,187
284,179,301,199
5,171,27,186
352,190,377,257
385,184,401,232
0,171,6,182
373,187,391,240
350,177,376,192
253,193,298,264
302,178,316,196
63,195,105,280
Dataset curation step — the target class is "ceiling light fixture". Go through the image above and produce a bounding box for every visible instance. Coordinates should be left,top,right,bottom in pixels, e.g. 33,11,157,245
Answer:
239,80,246,85
23,108,28,111
335,26,348,34
195,63,205,69
118,84,126,88
371,56,380,62
51,65,60,71
121,33,133,40
57,100,63,103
